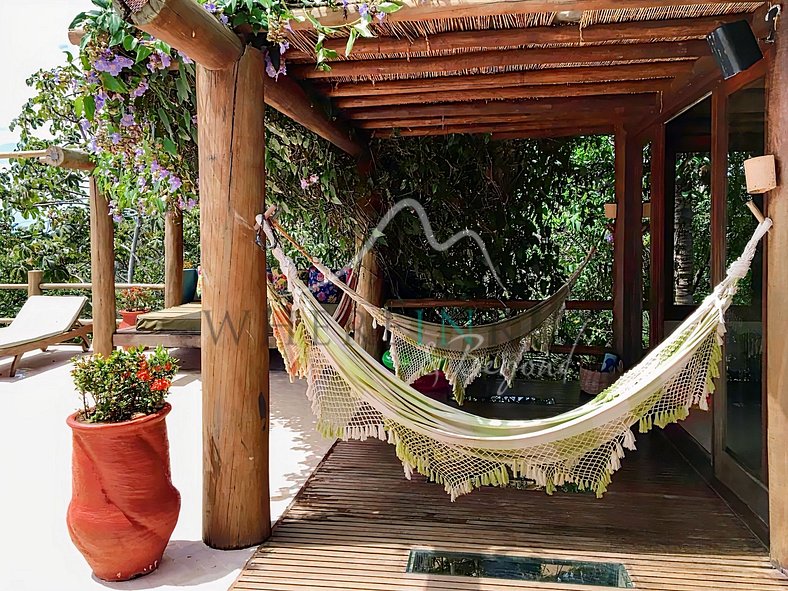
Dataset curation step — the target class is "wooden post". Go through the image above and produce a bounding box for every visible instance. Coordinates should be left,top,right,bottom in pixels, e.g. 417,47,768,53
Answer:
27,270,43,297
164,208,184,308
613,125,644,367
89,178,116,356
353,246,384,359
649,123,666,348
710,88,728,288
198,46,270,550
766,26,788,572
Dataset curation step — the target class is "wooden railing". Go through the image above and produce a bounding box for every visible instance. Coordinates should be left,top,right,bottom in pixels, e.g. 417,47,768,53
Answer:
0,270,164,295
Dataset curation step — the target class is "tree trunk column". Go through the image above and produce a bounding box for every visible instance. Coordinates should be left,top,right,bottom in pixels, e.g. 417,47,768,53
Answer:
766,25,788,572
89,178,116,356
197,47,270,550
165,208,184,308
613,126,643,368
353,246,384,359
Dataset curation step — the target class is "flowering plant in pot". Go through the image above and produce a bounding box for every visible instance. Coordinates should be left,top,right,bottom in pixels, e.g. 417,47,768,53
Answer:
67,346,180,581
117,287,157,328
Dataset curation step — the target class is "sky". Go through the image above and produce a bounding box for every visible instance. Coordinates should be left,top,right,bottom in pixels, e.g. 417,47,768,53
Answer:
0,0,94,152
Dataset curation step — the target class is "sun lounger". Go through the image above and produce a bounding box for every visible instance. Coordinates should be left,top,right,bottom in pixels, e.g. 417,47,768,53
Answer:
0,295,92,377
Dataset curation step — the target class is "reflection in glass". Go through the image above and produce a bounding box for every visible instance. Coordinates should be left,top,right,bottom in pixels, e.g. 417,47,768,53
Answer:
407,550,633,588
724,79,765,481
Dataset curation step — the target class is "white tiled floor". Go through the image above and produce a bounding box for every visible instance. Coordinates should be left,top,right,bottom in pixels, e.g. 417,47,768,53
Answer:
0,347,334,591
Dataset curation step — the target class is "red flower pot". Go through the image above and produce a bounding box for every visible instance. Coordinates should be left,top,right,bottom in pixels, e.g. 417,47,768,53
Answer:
119,309,148,330
66,403,180,581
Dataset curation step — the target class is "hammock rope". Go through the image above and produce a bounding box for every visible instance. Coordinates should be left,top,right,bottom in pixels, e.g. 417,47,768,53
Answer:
266,217,597,402
262,215,771,500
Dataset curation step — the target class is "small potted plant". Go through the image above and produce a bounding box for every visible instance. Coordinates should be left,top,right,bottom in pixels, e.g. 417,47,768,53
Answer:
182,260,199,304
117,287,155,329
67,346,181,581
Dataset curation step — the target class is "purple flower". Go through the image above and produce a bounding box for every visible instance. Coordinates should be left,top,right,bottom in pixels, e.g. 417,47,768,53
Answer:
113,213,123,223
147,50,172,72
605,232,614,244
168,175,182,192
284,20,294,32
79,118,91,134
131,79,149,98
203,2,218,12
300,178,309,190
342,0,349,8
137,176,147,190
180,53,194,65
93,51,134,76
85,71,99,84
264,52,286,80
186,198,197,210
110,132,121,145
134,146,145,159
280,40,290,54
87,137,99,153
375,11,385,21
219,14,229,25
120,113,136,127
359,2,369,18
94,91,107,111
309,173,319,184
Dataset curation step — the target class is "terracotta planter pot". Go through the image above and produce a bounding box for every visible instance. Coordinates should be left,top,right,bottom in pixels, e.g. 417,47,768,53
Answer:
118,309,149,330
66,403,180,581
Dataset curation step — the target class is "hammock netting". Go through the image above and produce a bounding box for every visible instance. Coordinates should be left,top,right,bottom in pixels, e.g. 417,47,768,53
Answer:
263,217,770,501
279,230,596,403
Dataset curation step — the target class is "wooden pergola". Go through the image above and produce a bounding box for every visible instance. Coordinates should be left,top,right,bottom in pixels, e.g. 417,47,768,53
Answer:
73,0,787,572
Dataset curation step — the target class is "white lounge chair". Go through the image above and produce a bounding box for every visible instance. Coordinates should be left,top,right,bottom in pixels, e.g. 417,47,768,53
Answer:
0,295,92,377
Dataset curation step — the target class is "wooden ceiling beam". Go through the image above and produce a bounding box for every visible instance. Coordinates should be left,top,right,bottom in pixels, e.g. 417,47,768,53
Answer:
348,94,659,120
356,114,616,129
113,0,243,70
289,0,748,29
372,121,619,138
334,80,667,109
263,76,368,158
492,126,614,140
321,61,692,97
291,40,709,80
288,14,745,61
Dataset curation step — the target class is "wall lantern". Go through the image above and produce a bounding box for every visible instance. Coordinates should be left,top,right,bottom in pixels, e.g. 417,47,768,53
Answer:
707,20,764,79
744,155,778,194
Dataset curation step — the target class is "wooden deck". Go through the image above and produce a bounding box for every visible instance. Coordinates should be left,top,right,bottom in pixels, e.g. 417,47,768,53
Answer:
233,434,788,591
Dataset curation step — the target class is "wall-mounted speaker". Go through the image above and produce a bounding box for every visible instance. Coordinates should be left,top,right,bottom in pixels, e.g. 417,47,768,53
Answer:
706,20,763,79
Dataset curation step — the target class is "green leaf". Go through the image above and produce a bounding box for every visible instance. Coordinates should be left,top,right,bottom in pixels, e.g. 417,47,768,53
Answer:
162,137,178,155
100,72,128,93
157,107,173,137
345,29,358,56
122,35,138,51
135,45,153,64
73,96,84,118
376,1,402,13
84,95,96,121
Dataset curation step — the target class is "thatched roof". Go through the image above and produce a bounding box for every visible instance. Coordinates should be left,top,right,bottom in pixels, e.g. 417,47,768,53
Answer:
282,1,765,138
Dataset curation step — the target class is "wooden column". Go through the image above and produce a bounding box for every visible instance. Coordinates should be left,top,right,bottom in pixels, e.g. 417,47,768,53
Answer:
613,126,644,367
353,246,384,359
710,88,728,288
766,27,788,572
649,123,666,348
27,270,43,297
197,46,270,550
164,208,184,308
89,178,116,356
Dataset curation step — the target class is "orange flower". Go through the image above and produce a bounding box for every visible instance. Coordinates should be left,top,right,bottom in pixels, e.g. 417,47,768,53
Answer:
136,369,151,382
150,378,171,392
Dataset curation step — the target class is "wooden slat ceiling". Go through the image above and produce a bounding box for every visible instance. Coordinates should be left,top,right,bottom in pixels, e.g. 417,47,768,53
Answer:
282,1,765,139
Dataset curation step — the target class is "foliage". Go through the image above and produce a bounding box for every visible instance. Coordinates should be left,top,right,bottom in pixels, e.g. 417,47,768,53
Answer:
117,287,157,311
72,346,178,423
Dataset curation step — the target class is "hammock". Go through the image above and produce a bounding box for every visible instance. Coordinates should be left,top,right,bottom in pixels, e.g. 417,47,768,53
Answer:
268,220,596,403
263,216,771,500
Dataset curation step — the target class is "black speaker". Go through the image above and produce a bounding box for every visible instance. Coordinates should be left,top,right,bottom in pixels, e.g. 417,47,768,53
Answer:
707,20,763,79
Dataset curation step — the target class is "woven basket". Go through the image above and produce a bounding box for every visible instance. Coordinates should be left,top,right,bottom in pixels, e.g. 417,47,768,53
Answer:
580,362,623,396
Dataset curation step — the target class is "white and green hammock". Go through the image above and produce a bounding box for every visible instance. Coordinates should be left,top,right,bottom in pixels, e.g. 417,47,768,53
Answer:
263,216,770,501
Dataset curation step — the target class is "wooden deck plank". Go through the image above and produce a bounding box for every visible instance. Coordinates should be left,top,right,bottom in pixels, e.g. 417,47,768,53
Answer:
232,434,788,591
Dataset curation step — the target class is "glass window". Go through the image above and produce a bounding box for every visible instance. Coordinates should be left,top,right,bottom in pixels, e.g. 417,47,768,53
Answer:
723,78,766,481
